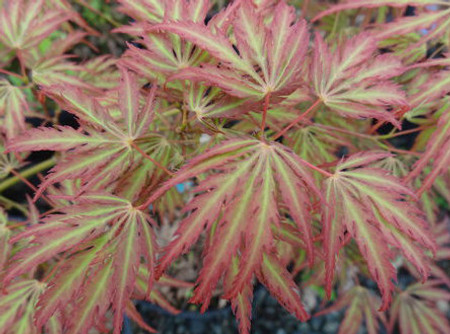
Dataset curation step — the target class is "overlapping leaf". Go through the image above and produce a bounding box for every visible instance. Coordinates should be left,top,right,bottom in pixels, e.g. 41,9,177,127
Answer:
146,1,309,100
183,83,250,121
117,0,210,82
409,67,450,110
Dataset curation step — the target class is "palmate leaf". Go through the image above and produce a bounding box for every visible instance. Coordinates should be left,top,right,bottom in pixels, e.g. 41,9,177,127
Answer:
310,32,406,126
316,286,386,334
389,280,450,334
3,193,157,334
6,68,165,199
290,124,349,166
0,0,71,51
47,0,99,36
322,152,436,310
378,33,427,65
147,1,309,100
313,0,450,48
138,137,318,331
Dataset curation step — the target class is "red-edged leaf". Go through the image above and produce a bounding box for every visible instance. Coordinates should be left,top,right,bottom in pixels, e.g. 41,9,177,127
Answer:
257,253,309,322
146,1,309,100
5,194,157,334
310,33,406,126
316,286,386,334
322,152,436,310
390,281,450,334
0,0,70,50
140,138,317,328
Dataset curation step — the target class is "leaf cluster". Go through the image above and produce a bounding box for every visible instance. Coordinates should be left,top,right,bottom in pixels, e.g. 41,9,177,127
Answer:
0,1,449,334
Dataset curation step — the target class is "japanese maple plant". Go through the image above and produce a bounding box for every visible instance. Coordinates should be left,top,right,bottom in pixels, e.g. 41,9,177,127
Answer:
0,0,449,333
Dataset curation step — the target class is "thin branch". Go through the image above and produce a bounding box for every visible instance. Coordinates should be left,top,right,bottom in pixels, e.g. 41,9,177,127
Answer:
260,92,271,138
9,169,39,192
300,158,333,178
130,141,174,176
377,141,421,157
376,125,427,140
314,123,375,140
272,99,321,140
0,158,55,193
9,168,54,207
0,68,23,79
